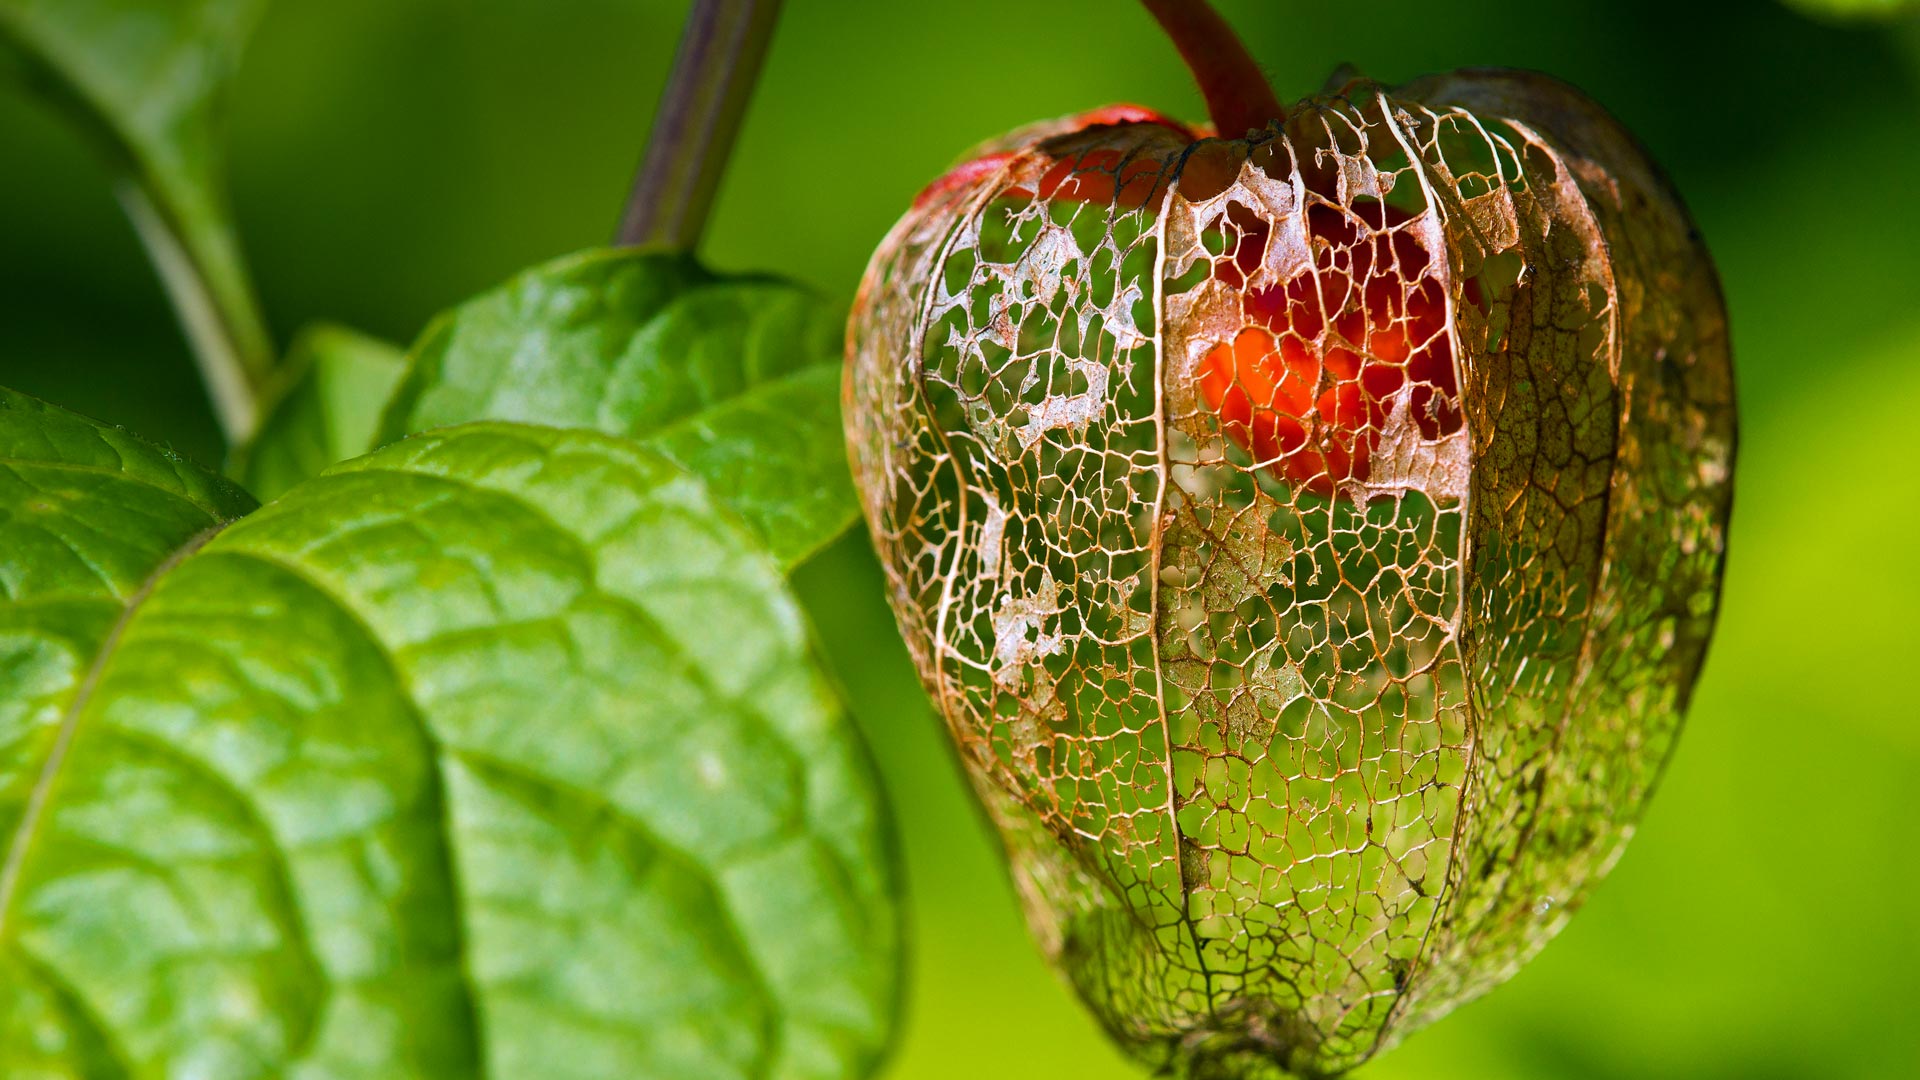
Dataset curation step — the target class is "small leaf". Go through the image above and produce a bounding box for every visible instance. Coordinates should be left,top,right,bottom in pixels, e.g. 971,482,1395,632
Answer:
0,386,256,818
231,322,406,501
1,0,274,428
378,249,858,567
0,389,901,1079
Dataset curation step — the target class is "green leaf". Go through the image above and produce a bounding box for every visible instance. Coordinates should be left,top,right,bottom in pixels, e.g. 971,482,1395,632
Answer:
231,322,407,502
0,0,273,436
0,387,257,792
377,249,859,568
0,389,901,1079
1783,0,1920,19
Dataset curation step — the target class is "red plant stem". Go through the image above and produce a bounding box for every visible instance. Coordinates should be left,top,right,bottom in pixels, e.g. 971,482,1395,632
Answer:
1140,0,1285,136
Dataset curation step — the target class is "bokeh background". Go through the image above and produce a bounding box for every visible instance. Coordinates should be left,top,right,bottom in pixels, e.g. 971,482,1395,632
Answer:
3,1,1917,1077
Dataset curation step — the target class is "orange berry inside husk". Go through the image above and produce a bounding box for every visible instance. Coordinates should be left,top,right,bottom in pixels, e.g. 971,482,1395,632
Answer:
916,112,1469,502
1196,200,1466,498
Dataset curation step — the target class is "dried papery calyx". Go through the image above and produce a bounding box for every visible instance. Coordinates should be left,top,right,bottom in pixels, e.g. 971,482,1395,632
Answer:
843,6,1733,1076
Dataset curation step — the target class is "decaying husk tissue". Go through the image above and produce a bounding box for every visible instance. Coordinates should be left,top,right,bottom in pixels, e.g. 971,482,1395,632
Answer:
846,70,1733,1079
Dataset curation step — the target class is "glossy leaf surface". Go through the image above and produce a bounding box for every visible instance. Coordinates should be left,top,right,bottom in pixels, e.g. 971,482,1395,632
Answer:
0,389,900,1079
379,249,858,567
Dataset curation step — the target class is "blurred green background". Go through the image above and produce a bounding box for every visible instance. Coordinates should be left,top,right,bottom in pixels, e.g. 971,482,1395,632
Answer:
3,1,1917,1077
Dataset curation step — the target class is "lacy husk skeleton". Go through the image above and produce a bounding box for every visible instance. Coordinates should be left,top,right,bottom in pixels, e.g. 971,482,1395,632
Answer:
846,71,1733,1079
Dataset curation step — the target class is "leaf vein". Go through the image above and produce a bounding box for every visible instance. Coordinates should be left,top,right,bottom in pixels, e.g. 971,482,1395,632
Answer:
0,523,224,939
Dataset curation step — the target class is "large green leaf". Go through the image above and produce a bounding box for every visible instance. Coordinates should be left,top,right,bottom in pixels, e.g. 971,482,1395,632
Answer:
0,0,272,430
231,322,406,502
376,249,858,568
0,387,901,1079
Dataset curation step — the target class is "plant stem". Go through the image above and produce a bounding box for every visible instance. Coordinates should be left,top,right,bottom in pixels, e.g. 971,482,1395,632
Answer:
117,181,274,444
1141,0,1285,137
616,0,783,250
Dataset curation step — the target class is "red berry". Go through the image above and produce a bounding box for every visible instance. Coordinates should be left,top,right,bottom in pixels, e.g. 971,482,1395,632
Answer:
917,108,1474,502
1196,202,1468,496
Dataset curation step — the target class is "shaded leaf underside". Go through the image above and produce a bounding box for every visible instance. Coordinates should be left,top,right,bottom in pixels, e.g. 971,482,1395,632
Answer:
0,0,273,418
232,323,408,503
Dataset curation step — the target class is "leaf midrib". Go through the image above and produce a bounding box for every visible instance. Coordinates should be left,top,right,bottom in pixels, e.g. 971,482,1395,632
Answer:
0,522,225,938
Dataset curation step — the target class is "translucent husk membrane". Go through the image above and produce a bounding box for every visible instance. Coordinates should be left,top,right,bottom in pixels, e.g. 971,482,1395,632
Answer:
846,71,1733,1079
